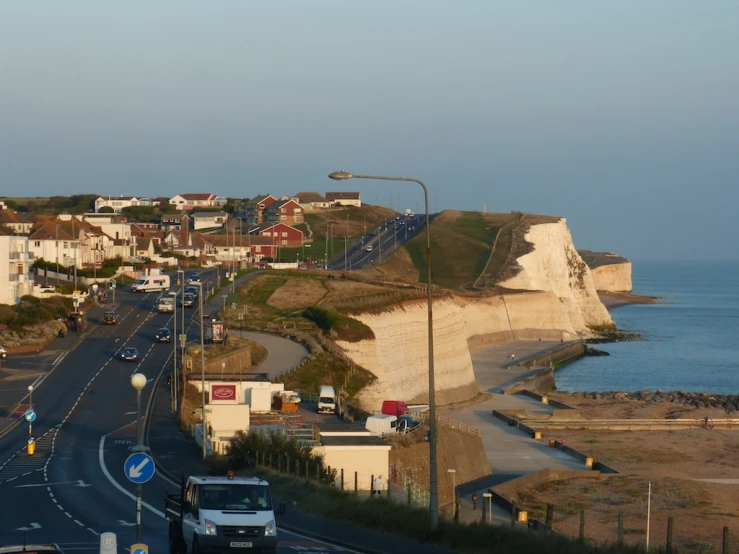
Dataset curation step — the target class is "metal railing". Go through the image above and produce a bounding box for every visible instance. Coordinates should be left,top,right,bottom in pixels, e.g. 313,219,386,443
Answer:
390,465,429,507
437,415,480,437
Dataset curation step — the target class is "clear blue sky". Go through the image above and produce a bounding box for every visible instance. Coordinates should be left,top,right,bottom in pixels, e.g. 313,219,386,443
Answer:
2,1,738,260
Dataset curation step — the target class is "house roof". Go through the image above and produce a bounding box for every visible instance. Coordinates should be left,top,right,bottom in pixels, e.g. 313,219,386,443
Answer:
176,193,216,201
0,209,28,225
325,192,360,201
250,222,303,236
136,237,151,250
265,199,301,213
295,191,327,203
191,212,227,219
28,217,100,241
97,196,138,201
248,194,277,207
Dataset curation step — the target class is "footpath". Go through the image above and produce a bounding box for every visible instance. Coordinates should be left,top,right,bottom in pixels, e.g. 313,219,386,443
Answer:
146,269,457,554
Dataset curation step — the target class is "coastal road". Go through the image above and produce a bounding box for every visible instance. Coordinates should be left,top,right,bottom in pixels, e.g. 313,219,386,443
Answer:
328,214,425,270
0,270,352,552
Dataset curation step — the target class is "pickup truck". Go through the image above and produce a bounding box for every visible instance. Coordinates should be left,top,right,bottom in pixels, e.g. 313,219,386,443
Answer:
165,472,280,554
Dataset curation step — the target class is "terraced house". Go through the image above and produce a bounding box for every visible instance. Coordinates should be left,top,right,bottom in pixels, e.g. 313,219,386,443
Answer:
241,194,277,226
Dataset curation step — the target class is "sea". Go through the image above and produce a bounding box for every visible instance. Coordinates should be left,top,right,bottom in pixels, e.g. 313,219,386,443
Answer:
555,260,739,395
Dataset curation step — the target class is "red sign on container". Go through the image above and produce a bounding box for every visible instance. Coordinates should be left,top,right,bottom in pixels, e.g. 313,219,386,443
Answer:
211,385,236,401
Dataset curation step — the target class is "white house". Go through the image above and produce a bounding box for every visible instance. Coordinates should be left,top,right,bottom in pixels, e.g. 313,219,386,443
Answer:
325,192,361,207
0,208,33,235
169,193,227,211
192,212,228,231
94,196,143,213
294,192,330,209
0,236,34,304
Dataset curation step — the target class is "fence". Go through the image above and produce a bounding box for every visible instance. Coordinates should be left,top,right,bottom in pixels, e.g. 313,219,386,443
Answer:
436,415,479,437
389,465,430,508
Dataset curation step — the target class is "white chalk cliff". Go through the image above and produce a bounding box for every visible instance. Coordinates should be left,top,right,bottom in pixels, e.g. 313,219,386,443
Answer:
591,261,633,292
498,219,613,328
336,217,614,411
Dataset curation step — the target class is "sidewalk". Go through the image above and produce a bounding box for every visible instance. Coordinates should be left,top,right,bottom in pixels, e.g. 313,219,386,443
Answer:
146,374,457,554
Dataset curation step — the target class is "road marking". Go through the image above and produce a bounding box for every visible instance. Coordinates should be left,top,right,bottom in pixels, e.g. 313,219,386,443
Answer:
15,522,41,531
118,520,136,526
98,433,166,519
16,479,90,488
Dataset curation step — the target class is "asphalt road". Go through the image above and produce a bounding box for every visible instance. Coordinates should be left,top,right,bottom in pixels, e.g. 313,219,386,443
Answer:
328,214,425,271
0,269,351,553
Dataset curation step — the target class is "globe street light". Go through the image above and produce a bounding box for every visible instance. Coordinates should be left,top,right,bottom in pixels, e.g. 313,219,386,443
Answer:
27,385,34,437
329,170,439,530
130,371,147,543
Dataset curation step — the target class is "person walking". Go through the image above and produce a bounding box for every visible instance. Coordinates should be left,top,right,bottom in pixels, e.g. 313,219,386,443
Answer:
472,492,479,511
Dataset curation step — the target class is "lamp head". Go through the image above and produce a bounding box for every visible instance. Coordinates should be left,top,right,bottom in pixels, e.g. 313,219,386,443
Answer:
28,385,34,392
130,372,147,391
328,171,353,181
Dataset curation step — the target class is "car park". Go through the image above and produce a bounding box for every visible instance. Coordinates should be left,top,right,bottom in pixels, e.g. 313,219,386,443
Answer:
119,347,139,362
155,328,172,342
103,311,117,325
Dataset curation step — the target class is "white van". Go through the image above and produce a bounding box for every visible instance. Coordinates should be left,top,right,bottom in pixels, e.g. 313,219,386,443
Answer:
365,414,397,436
132,274,171,293
317,386,336,414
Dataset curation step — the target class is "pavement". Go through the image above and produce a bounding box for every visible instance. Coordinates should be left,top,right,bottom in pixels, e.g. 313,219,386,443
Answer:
328,214,425,270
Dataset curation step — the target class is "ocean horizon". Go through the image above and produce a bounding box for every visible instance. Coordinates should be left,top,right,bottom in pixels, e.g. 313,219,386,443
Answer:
556,259,739,394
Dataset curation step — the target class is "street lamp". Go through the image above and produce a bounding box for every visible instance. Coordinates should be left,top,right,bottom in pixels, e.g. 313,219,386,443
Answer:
175,269,186,413
130,372,147,543
329,170,439,529
27,385,34,437
192,281,207,460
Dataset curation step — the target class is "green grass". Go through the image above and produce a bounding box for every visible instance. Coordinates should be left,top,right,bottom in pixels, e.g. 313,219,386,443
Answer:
245,276,287,306
302,306,374,342
403,211,514,290
213,464,655,554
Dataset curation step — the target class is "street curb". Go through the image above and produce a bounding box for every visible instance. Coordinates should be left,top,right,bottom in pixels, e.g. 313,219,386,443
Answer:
276,523,378,554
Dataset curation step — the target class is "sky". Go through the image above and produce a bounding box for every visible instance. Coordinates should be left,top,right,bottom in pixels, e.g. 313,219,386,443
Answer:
1,1,738,261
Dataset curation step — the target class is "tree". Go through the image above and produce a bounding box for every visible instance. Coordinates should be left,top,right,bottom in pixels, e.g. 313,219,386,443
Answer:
98,206,114,214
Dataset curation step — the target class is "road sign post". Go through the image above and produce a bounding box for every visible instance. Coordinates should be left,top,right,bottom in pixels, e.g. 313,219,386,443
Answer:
130,544,148,554
125,452,155,543
25,409,36,440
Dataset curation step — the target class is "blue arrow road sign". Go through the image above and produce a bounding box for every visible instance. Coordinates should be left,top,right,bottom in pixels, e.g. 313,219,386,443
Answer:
130,545,148,554
24,410,36,422
124,453,155,484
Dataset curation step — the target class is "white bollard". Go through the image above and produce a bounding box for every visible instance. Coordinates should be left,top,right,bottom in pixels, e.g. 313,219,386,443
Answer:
100,532,117,554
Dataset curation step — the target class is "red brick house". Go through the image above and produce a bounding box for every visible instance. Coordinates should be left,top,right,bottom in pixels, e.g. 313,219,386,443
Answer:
243,194,278,226
250,222,304,248
263,199,304,225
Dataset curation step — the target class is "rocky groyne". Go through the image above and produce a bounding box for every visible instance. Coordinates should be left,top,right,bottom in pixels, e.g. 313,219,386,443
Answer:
566,390,739,414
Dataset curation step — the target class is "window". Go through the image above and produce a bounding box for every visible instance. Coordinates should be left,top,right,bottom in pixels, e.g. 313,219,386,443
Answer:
281,240,287,245
280,215,287,220
294,215,303,222
281,232,288,237
63,242,68,249
295,209,302,214
35,241,40,247
256,246,261,252
281,208,286,213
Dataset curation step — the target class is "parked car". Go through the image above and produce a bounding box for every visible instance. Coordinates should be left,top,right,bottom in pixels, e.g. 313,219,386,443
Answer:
103,311,117,325
119,347,139,362
155,328,172,343
36,284,56,293
0,344,7,359
257,262,267,269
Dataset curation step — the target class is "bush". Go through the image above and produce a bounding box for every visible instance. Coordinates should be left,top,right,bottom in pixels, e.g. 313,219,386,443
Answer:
1,296,73,329
228,431,335,483
302,306,374,342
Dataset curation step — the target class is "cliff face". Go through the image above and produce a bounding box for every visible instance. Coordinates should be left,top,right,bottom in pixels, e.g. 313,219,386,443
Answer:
590,262,633,292
336,218,614,412
498,220,613,328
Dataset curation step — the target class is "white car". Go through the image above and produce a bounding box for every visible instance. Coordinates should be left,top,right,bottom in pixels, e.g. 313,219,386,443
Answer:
36,285,56,293
0,345,7,359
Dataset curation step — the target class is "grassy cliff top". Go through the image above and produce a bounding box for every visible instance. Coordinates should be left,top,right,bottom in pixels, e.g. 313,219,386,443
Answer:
578,250,630,269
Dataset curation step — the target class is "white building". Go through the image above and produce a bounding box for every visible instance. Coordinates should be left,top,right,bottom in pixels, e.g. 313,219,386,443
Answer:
0,236,34,304
192,212,228,230
325,192,361,207
94,196,143,213
169,193,227,211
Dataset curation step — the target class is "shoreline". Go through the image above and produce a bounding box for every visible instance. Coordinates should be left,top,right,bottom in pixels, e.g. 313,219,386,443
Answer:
597,290,658,309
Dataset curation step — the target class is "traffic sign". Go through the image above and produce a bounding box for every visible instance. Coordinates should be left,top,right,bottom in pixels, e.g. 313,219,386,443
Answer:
24,410,36,422
130,544,149,554
124,453,155,484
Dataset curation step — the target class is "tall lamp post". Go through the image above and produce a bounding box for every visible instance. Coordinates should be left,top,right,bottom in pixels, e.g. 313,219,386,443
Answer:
27,385,34,437
193,281,207,460
176,269,186,413
130,372,147,544
329,170,439,529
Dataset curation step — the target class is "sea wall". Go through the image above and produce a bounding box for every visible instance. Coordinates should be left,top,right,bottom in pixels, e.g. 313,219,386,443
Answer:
591,262,633,293
499,219,613,328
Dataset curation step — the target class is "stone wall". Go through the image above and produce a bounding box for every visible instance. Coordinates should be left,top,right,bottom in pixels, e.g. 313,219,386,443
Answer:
183,344,252,378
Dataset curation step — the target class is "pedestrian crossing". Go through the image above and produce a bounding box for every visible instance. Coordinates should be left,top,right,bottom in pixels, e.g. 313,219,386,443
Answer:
0,428,56,483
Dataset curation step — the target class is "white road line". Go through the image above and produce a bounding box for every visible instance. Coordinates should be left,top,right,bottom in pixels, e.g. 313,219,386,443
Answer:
98,434,166,519
74,519,84,526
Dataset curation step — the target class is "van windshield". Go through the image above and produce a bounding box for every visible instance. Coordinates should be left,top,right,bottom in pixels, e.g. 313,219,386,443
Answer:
319,396,334,404
199,484,272,511
134,279,146,285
